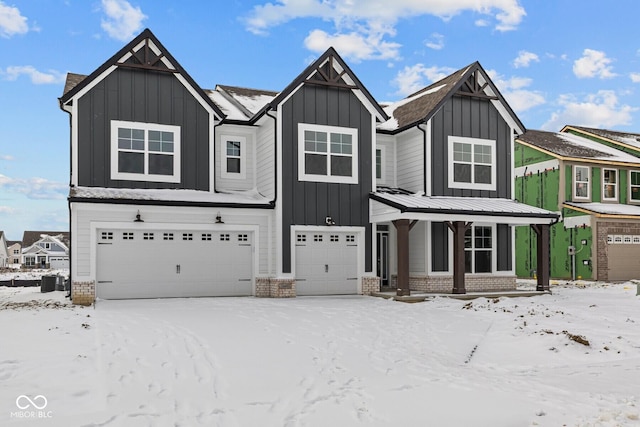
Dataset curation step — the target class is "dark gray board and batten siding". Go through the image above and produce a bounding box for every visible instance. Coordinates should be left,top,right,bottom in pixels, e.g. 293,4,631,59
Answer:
281,85,373,273
77,68,210,190
430,95,513,272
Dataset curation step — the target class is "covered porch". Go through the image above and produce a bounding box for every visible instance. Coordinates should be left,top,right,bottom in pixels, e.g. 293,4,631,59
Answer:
371,190,559,297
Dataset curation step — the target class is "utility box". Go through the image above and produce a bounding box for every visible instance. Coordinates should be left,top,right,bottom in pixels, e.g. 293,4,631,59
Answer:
568,246,576,255
41,275,56,293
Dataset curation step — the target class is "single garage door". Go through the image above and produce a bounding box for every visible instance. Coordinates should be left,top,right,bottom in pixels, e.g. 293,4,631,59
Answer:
607,234,640,281
96,229,253,299
295,231,358,295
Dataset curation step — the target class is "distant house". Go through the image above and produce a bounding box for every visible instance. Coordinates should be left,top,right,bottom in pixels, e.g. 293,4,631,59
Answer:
58,28,557,305
0,231,8,268
7,241,21,266
515,129,640,281
21,231,70,269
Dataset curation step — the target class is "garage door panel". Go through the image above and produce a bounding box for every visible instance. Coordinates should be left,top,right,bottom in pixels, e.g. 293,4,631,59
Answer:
608,242,640,281
97,229,253,299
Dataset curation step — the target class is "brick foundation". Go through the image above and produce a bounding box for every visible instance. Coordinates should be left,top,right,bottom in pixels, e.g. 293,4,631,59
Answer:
255,277,296,298
361,276,381,295
72,281,95,306
392,275,516,293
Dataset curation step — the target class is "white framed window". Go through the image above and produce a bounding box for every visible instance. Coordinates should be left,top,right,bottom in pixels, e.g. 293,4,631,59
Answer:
375,146,386,183
630,171,640,203
298,123,358,184
447,136,496,191
221,135,246,179
110,120,181,183
602,168,617,201
574,165,590,200
464,225,493,273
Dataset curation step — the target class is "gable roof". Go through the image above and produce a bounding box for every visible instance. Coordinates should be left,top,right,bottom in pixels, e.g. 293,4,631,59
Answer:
59,28,225,119
379,62,524,134
561,125,640,154
517,129,640,166
22,231,70,249
265,47,388,122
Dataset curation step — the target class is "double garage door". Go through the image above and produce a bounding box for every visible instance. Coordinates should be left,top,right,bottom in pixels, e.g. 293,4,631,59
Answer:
96,228,253,299
295,231,358,295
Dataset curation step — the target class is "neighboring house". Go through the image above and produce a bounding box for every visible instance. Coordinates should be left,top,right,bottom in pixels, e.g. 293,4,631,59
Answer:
21,231,70,269
59,29,557,305
515,129,640,281
7,241,21,266
0,231,8,268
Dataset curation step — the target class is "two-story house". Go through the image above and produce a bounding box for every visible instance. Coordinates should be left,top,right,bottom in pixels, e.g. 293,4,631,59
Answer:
21,231,70,269
7,241,21,266
59,29,557,305
515,129,640,281
0,231,8,268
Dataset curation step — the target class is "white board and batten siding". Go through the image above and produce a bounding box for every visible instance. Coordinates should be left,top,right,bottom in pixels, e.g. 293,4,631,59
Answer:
396,128,424,193
376,134,396,188
255,117,276,199
71,203,274,298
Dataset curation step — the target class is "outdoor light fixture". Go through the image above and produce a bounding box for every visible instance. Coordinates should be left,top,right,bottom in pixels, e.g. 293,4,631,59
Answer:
215,212,224,224
325,216,335,226
134,210,144,222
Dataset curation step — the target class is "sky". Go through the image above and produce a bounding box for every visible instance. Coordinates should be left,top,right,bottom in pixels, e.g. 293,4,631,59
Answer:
2,0,640,240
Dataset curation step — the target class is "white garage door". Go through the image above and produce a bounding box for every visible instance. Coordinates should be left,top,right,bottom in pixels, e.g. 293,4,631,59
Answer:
295,231,358,295
96,229,253,299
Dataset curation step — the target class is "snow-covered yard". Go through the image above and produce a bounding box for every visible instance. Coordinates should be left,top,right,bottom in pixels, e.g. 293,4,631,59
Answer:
2,282,640,426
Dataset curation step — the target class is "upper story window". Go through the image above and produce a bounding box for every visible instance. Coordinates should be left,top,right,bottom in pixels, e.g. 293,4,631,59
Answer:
574,165,590,200
221,135,246,179
298,124,358,184
110,120,181,183
602,168,617,201
464,225,493,273
631,171,640,203
447,136,496,191
375,147,386,183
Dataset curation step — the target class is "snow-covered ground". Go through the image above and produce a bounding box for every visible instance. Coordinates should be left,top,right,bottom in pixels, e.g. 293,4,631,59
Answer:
2,281,640,426
0,269,69,281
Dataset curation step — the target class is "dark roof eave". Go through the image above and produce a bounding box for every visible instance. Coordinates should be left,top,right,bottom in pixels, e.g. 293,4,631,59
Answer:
68,197,275,209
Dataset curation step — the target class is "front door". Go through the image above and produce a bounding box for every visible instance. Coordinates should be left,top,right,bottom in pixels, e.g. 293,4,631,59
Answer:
377,229,389,287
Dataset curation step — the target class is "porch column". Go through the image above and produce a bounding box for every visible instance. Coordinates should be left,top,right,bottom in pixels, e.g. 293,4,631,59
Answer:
531,224,551,291
393,219,410,296
447,221,470,294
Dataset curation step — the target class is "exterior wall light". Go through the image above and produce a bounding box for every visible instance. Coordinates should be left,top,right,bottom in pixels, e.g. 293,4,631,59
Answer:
134,210,144,222
215,212,224,224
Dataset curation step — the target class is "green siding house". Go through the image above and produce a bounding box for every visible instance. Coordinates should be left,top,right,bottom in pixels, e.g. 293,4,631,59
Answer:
515,129,640,281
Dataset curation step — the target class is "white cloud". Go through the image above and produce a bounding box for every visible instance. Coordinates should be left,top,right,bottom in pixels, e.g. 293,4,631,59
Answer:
425,33,444,50
100,0,146,42
304,24,401,62
541,90,636,131
0,1,28,38
475,19,489,27
392,64,456,97
630,72,640,83
513,50,539,68
0,154,14,161
573,49,616,79
1,66,66,84
487,70,545,113
0,206,16,214
246,1,526,60
0,174,66,200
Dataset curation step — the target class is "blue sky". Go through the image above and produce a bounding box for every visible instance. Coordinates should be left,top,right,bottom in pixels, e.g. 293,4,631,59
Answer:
2,0,640,240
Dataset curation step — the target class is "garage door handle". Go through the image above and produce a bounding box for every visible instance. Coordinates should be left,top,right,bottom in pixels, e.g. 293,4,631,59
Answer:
176,264,181,274
325,264,328,273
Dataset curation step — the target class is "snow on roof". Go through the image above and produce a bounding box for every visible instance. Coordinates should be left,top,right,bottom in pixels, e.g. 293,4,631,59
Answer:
70,186,271,205
569,126,640,151
205,90,250,121
519,130,640,164
564,202,640,217
378,84,448,131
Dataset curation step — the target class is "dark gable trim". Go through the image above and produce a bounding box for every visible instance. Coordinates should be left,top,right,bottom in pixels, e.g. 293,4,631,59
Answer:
369,193,559,219
59,28,225,120
68,197,274,209
265,47,388,122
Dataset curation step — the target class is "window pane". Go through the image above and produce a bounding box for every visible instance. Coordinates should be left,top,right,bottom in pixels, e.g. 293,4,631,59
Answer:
475,250,492,273
632,187,640,201
454,163,471,183
464,250,472,273
149,153,173,175
305,131,327,153
227,158,240,173
227,141,241,156
575,183,588,198
631,172,640,186
305,153,327,175
376,149,382,179
331,155,352,177
149,141,161,152
118,152,144,174
604,170,616,183
575,167,589,182
474,164,492,184
464,228,472,249
474,145,492,164
604,185,616,198
453,142,472,162
475,227,492,248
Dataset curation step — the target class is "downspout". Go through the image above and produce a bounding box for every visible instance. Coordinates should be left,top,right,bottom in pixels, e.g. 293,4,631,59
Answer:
59,98,73,299
265,109,278,205
213,120,223,193
417,122,428,194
